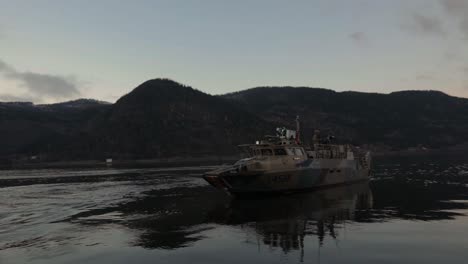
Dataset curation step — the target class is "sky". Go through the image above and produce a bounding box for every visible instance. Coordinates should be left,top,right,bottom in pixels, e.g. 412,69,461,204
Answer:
1,0,468,103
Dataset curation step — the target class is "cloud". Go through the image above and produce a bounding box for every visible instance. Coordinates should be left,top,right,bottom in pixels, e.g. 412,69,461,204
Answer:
440,0,468,37
349,32,368,44
0,93,35,102
10,71,80,98
0,60,13,72
0,59,80,102
402,13,446,37
441,0,468,12
444,50,460,61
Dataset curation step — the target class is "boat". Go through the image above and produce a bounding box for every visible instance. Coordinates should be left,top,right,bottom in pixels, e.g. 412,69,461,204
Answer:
203,117,371,196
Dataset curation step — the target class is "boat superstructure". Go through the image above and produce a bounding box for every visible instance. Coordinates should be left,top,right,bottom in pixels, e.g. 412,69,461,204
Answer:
204,118,371,195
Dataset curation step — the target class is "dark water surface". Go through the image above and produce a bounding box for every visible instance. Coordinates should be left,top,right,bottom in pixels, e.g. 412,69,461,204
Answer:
1,155,468,263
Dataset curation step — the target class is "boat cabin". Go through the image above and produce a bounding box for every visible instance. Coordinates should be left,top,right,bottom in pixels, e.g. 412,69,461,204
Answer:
239,144,306,158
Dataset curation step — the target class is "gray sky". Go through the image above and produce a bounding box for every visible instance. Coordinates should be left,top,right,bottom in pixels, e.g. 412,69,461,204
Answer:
1,0,468,103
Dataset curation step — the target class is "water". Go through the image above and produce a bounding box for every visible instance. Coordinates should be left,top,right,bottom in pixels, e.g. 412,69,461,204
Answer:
1,155,468,264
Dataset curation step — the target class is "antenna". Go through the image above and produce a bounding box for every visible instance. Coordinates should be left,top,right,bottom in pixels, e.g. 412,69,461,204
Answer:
296,115,301,144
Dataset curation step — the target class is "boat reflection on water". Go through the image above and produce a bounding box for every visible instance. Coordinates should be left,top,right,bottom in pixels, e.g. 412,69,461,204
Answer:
4,157,468,263
52,169,468,263
216,182,372,258
122,179,467,252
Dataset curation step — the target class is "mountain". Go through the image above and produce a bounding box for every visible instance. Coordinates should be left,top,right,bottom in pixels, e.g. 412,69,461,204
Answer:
0,99,110,159
222,87,468,150
1,79,468,161
37,99,111,109
63,79,272,159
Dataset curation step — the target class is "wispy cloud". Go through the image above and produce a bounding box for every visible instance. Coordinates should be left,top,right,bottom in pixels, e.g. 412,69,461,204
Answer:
443,50,461,62
0,93,35,102
0,59,80,102
402,13,446,37
440,0,468,38
349,32,368,46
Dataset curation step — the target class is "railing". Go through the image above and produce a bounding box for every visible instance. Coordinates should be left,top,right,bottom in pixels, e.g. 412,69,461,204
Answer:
309,144,349,159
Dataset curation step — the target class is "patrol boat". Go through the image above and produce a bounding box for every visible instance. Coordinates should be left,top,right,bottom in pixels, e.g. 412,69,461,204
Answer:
204,117,371,195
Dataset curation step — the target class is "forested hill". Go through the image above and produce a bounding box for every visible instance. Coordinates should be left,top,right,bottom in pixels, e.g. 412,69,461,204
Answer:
0,99,110,159
222,87,468,150
1,79,468,161
77,79,272,159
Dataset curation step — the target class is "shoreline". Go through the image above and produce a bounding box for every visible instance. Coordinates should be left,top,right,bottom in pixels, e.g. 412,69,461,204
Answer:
0,155,240,171
2,144,467,171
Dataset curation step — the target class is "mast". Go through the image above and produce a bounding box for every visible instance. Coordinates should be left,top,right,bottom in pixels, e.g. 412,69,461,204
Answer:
296,115,301,144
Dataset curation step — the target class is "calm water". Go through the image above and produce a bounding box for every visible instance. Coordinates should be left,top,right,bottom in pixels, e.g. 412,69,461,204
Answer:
1,155,468,264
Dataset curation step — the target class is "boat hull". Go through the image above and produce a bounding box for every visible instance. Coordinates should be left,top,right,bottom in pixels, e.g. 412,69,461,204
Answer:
204,159,371,195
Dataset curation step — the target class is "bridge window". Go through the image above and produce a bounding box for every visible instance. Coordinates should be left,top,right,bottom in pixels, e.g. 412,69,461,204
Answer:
274,148,287,156
294,148,304,156
285,147,304,156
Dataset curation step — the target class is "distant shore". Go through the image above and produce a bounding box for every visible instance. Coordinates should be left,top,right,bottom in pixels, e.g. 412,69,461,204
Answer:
1,144,467,171
1,155,240,170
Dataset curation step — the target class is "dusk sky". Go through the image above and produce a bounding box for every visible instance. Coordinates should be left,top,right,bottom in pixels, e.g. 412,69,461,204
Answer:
1,0,468,103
